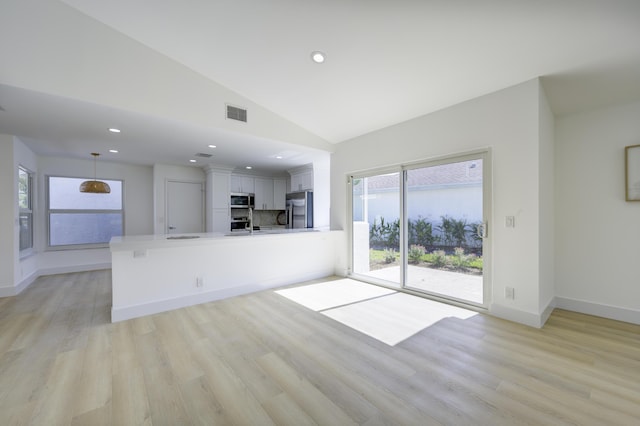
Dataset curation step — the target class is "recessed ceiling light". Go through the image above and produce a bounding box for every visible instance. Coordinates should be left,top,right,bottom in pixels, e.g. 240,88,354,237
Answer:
208,144,217,148
109,149,119,153
108,128,121,133
245,166,252,170
275,155,283,159
190,159,197,163
311,51,326,64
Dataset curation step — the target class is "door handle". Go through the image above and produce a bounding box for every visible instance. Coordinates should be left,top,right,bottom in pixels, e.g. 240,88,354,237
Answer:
477,222,488,238
168,226,176,230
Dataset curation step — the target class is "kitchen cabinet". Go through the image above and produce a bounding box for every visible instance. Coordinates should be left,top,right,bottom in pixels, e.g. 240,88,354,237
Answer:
211,209,230,233
254,178,274,210
290,169,313,192
211,172,230,208
254,177,287,210
205,169,231,233
273,178,286,210
230,175,255,194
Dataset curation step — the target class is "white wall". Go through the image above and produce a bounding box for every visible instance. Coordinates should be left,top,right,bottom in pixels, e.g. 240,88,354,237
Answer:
0,135,39,295
555,101,640,323
0,135,17,292
111,231,342,321
153,164,205,234
14,137,39,288
538,85,555,317
332,79,549,326
354,186,483,227
312,156,331,229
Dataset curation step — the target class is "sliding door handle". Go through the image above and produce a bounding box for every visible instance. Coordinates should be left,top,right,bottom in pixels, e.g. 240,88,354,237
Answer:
477,222,488,238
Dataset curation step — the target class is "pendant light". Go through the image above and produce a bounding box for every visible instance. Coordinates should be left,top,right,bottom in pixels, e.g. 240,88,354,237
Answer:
79,153,111,193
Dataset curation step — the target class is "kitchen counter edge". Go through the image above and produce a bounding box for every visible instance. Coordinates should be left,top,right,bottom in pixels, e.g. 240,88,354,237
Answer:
109,228,336,252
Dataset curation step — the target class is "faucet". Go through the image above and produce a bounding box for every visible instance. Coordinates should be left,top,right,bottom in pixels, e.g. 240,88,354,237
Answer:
248,207,254,234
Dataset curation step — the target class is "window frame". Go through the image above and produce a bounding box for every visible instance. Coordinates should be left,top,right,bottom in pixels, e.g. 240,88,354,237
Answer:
18,166,34,255
46,175,125,250
347,149,492,310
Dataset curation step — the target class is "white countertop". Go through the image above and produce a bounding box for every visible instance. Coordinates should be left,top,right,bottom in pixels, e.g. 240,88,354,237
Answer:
110,228,331,252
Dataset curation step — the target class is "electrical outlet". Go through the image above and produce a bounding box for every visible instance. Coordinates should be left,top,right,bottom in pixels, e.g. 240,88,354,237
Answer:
505,286,515,300
196,276,204,288
133,250,147,258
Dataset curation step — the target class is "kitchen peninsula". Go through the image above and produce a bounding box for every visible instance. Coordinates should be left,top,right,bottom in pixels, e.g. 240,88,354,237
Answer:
110,229,342,322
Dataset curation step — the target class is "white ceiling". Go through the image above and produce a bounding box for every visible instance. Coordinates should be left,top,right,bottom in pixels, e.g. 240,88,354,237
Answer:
2,0,640,169
0,83,324,172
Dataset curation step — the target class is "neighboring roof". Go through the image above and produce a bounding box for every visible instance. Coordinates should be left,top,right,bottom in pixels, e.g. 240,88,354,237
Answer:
356,160,482,192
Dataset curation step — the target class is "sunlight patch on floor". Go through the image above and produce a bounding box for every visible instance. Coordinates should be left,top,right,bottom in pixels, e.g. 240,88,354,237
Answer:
275,278,395,311
276,278,478,346
323,292,477,346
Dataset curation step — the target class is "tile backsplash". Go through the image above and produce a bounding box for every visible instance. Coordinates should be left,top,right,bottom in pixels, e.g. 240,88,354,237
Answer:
253,210,286,227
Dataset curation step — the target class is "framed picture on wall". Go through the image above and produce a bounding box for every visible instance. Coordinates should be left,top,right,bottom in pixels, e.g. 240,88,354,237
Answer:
626,144,640,201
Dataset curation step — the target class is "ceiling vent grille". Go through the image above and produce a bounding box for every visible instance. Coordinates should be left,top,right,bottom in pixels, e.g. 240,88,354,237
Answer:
226,104,247,123
194,152,213,158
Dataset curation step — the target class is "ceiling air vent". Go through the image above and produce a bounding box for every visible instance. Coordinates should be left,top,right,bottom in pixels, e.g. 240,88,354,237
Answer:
226,104,247,123
194,152,213,158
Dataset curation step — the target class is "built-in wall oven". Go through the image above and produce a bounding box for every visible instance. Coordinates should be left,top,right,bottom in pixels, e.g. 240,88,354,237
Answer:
230,193,255,209
230,216,250,232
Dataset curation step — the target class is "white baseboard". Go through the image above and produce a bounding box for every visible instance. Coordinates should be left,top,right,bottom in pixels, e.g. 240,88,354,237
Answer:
0,285,17,297
554,296,640,325
489,297,557,329
0,271,39,297
37,262,111,277
112,269,335,323
489,303,548,328
112,287,248,322
0,263,112,298
540,297,556,326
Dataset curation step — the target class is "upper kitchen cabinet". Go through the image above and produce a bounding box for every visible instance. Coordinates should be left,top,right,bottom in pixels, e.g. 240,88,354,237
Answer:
273,178,286,210
254,177,287,210
230,175,255,194
254,178,274,210
289,164,313,192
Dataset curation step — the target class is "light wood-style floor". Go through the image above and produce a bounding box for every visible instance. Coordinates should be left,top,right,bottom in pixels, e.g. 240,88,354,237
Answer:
0,271,639,425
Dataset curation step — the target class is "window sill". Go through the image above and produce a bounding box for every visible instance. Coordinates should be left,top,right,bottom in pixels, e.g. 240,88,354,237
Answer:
19,249,36,261
45,244,110,252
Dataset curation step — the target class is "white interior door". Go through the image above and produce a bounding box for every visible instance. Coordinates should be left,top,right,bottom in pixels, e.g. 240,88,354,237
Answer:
167,181,204,234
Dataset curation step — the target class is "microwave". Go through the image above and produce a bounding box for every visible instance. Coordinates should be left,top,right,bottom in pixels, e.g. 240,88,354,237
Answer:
230,193,255,209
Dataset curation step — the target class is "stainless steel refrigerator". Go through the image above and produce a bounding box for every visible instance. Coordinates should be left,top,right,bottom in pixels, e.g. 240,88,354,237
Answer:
286,191,313,229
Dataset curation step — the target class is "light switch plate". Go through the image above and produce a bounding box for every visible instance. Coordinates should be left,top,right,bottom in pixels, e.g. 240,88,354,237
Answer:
505,216,515,228
505,286,515,300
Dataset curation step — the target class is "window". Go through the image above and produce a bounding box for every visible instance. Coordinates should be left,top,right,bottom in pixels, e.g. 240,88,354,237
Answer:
18,166,34,252
47,176,123,248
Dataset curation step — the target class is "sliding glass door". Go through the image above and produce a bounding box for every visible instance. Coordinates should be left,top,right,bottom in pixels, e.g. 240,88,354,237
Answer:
404,156,486,305
350,152,489,308
351,172,401,287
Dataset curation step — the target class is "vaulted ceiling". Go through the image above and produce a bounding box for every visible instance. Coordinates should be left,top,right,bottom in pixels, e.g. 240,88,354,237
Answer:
1,0,640,170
